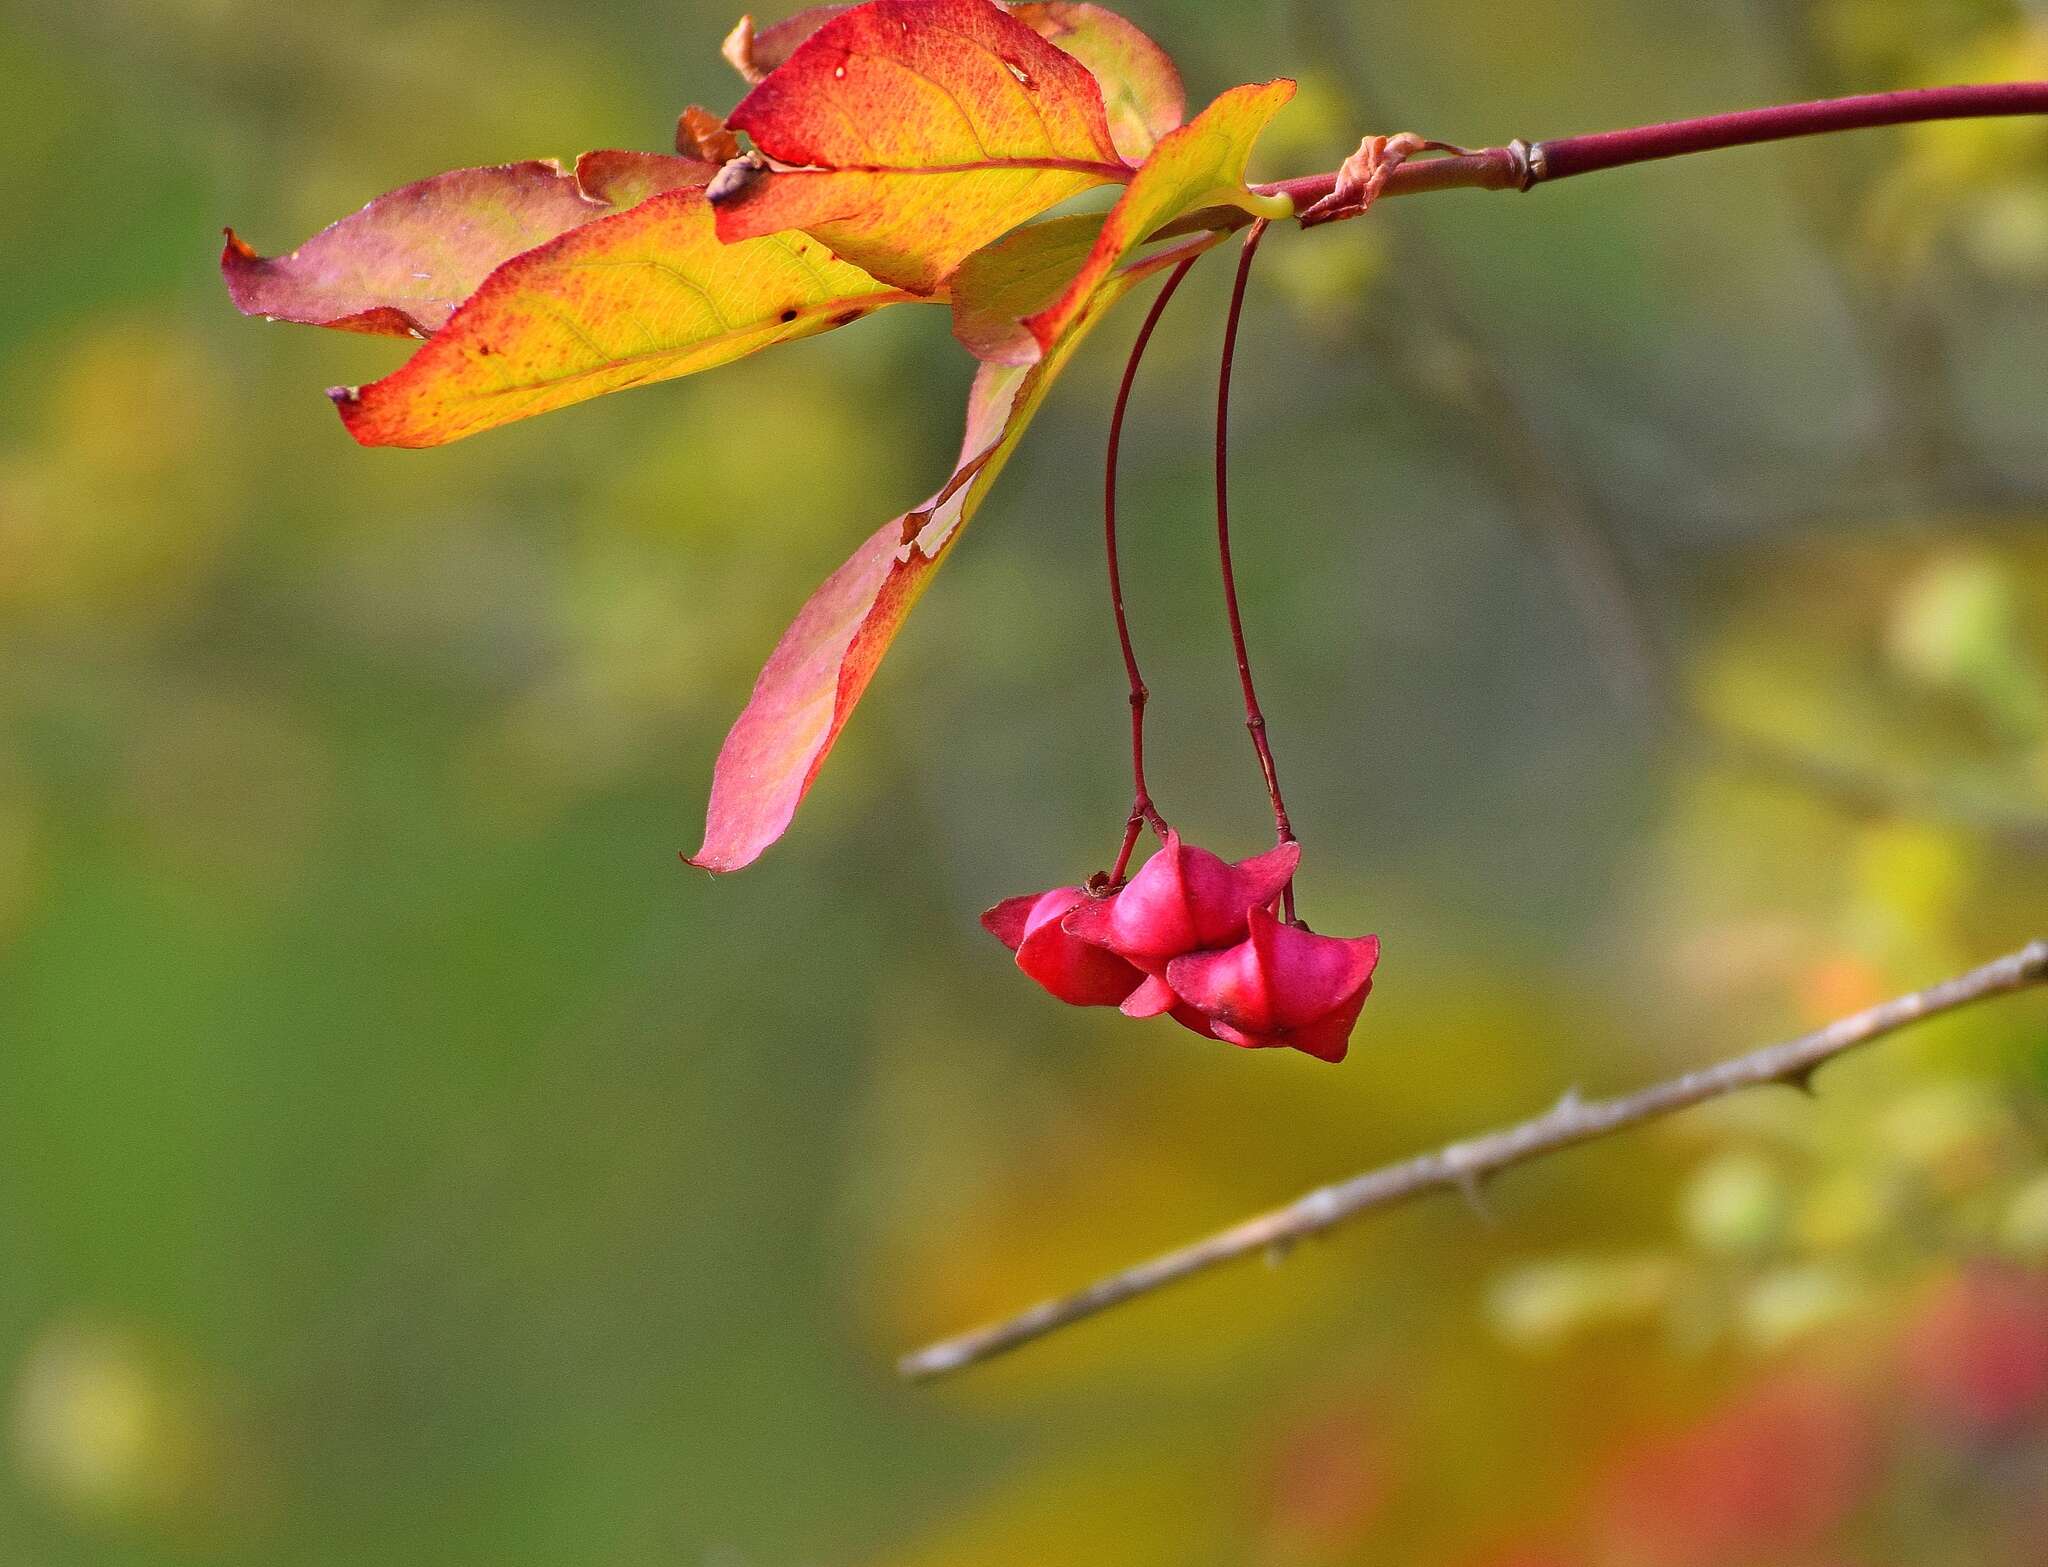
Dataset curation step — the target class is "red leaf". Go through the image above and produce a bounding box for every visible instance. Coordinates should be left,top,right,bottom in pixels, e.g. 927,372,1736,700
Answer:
687,362,1022,872
1008,2,1184,161
689,233,1207,871
725,3,1184,162
713,0,1129,293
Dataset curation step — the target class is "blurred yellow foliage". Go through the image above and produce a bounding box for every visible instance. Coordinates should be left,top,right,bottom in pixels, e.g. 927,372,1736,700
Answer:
0,320,237,629
0,4,2042,1564
1866,24,2048,277
8,1324,212,1528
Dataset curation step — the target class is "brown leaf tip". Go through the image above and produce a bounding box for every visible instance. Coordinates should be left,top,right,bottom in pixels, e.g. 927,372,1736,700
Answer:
677,105,743,165
722,15,766,83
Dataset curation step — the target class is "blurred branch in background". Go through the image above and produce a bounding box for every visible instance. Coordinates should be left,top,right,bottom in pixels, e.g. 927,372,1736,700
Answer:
1365,295,2048,858
1293,0,2048,856
902,940,2048,1379
1745,0,1978,493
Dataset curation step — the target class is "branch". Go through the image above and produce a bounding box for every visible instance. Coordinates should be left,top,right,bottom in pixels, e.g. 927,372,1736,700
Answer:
900,941,2048,1381
1284,82,2048,210
1154,83,2048,240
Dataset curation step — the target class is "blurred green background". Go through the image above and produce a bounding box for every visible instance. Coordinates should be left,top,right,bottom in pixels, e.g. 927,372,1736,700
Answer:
3,0,2047,1562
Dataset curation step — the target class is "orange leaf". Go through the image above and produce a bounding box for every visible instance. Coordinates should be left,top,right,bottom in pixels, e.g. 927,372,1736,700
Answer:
328,172,915,448
222,156,712,339
689,234,1209,871
713,0,1130,294
1025,78,1295,352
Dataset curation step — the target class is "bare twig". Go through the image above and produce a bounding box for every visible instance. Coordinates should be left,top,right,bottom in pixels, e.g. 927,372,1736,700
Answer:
900,941,2048,1380
1104,254,1200,882
1215,220,1297,864
901,72,2048,1384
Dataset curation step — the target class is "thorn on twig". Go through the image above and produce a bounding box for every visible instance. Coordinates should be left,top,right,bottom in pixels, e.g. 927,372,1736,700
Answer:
1442,1148,1499,1222
1455,1170,1499,1223
897,945,2047,1383
1779,1062,1824,1098
1265,1239,1297,1268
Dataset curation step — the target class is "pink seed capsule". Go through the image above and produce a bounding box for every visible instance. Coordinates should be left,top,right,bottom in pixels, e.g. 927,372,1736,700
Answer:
1062,831,1299,974
983,887,1145,1009
1168,907,1380,1064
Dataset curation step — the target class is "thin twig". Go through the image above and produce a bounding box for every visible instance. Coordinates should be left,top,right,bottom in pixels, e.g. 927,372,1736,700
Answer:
1104,256,1199,883
1215,219,1297,892
900,941,2048,1380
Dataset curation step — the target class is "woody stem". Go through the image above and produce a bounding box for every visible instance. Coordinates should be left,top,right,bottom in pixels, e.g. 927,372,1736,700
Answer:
1270,83,2048,209
1137,84,2048,244
1216,220,1296,915
1105,255,1199,883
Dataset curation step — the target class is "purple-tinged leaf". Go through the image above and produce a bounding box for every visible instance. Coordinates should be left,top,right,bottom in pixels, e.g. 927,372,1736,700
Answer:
223,157,710,339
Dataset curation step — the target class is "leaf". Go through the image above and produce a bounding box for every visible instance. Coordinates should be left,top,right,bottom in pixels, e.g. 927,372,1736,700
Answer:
1007,2,1184,162
713,0,1130,294
1025,78,1295,352
723,7,852,80
675,105,743,165
948,212,1104,363
572,149,723,208
688,235,1208,872
724,3,1183,162
327,177,916,448
222,157,711,339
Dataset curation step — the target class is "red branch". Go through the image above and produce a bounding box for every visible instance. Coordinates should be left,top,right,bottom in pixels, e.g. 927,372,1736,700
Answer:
1105,256,1199,883
1258,82,2048,213
1215,220,1297,899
